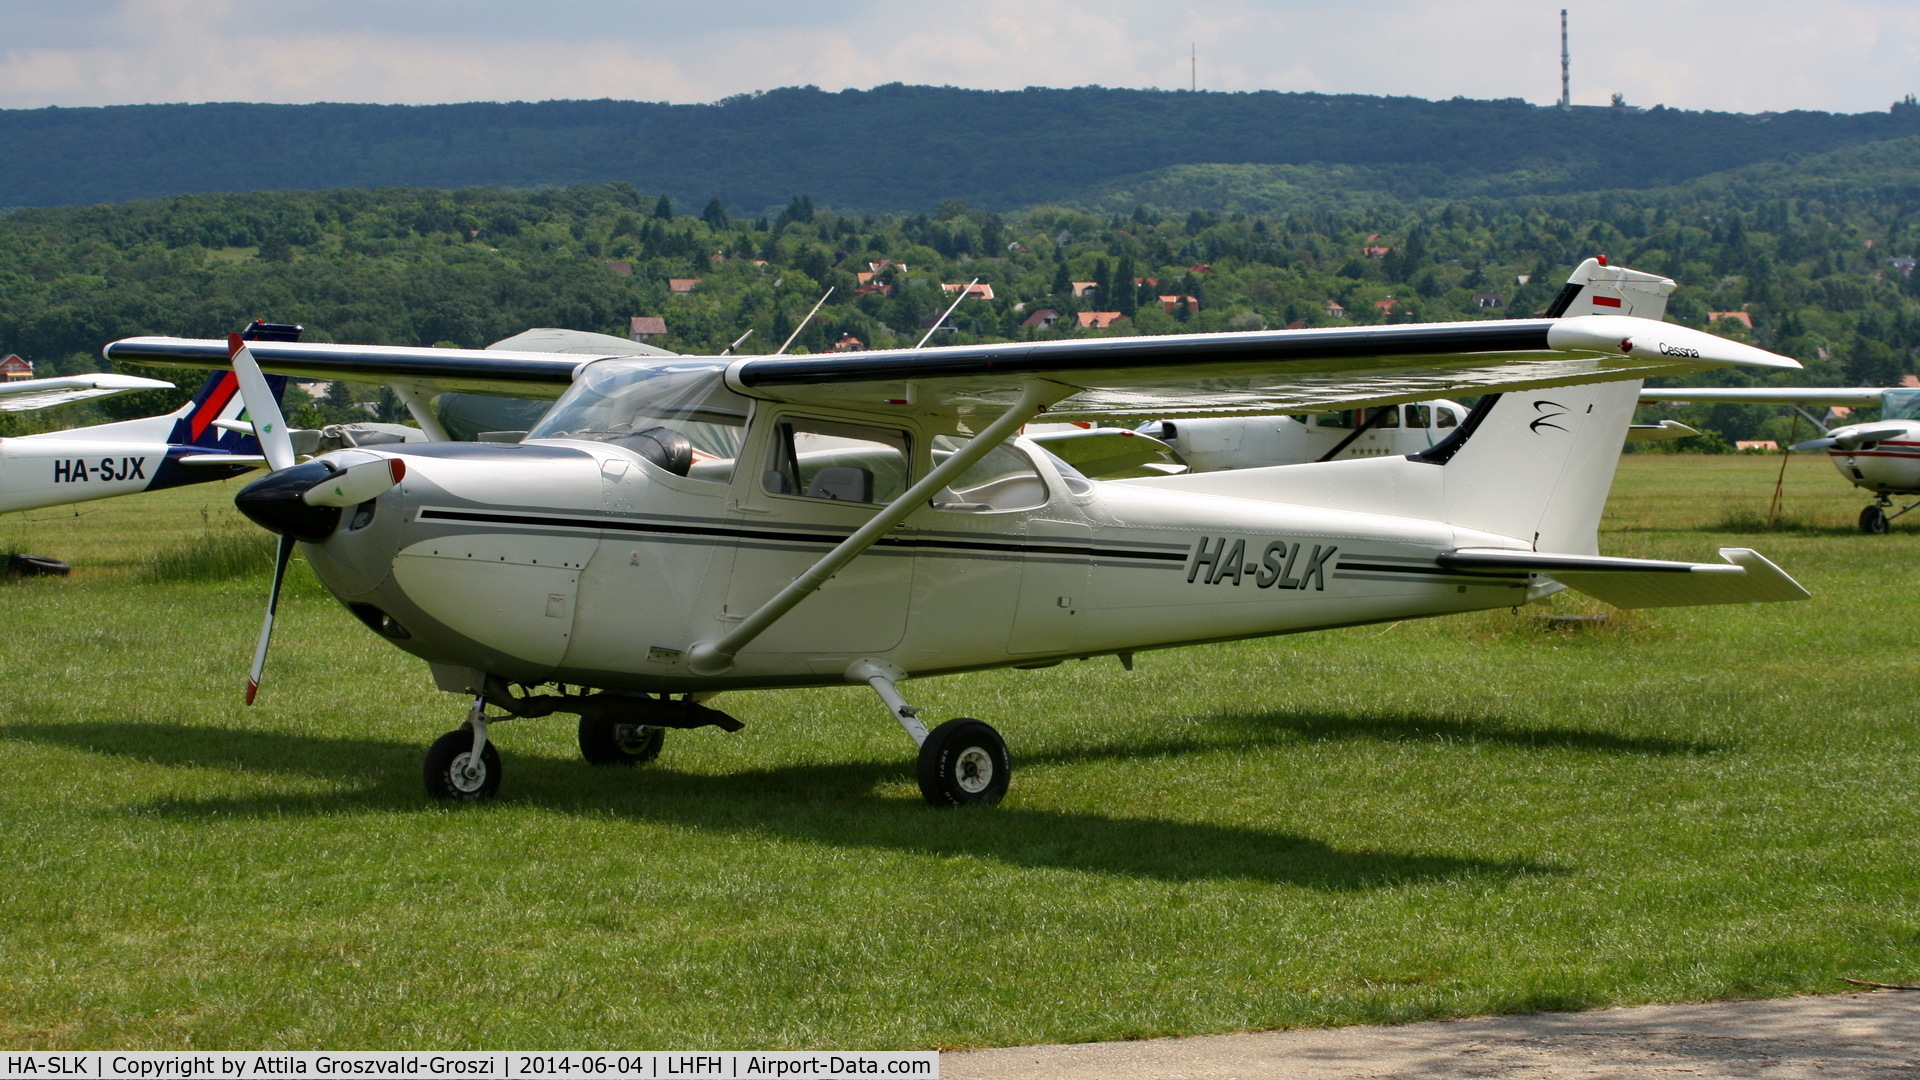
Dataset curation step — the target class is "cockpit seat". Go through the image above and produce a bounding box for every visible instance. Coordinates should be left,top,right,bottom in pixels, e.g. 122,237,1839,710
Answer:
617,426,693,476
806,466,872,502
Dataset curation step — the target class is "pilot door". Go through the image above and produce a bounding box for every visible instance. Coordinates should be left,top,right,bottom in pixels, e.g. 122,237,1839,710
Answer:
721,413,915,656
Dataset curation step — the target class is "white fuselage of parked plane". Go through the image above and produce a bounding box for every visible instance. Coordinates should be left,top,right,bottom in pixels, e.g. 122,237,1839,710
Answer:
1147,401,1472,472
308,432,1544,694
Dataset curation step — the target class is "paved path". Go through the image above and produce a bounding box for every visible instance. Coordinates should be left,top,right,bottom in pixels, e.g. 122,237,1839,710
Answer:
945,992,1920,1079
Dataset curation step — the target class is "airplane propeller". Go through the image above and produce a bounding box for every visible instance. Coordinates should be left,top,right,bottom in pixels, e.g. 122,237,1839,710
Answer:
1789,423,1910,452
225,333,406,704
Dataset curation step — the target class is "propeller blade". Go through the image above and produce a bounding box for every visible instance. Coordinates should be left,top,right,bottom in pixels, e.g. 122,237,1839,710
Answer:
246,534,295,705
1789,436,1838,451
302,457,407,507
227,333,295,472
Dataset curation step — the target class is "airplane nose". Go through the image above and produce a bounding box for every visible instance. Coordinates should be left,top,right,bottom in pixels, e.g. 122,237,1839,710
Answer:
235,461,343,541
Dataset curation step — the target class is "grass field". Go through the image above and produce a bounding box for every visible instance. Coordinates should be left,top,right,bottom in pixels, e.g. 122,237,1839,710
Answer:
1,453,1914,1050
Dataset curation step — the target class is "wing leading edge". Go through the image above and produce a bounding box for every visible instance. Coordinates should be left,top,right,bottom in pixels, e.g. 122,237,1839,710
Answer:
106,312,1798,423
724,315,1798,423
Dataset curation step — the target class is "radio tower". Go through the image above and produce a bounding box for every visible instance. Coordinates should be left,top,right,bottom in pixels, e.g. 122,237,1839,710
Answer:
1559,9,1571,109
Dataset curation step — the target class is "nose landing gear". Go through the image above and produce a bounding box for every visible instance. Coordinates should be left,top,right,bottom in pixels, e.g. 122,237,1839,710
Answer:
1860,496,1917,534
420,679,743,801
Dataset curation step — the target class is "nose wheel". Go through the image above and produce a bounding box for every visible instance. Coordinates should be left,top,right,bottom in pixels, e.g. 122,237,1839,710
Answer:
424,722,501,801
1859,496,1920,534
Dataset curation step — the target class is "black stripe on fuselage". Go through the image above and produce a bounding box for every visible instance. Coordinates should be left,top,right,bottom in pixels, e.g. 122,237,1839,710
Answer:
1333,556,1530,586
414,507,1190,566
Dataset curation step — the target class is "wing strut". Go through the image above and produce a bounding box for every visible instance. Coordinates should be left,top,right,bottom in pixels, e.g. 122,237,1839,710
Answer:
686,379,1068,676
389,382,451,441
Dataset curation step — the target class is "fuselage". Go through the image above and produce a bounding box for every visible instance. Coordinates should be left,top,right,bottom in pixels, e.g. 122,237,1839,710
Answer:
297,424,1540,696
0,430,253,513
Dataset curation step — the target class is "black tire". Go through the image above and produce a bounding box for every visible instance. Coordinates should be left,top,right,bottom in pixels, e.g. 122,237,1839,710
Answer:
1861,504,1891,534
423,726,502,801
578,716,665,766
5,554,71,580
917,718,1010,808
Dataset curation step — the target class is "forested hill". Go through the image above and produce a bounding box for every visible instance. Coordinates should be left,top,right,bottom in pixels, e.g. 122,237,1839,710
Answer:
6,85,1920,213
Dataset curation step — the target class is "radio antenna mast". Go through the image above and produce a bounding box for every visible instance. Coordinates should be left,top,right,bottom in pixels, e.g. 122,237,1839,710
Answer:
915,279,980,349
774,288,833,355
1559,10,1571,110
1191,44,1196,92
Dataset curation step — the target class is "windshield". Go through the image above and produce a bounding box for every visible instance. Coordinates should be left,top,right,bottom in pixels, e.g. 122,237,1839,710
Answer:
528,359,751,479
1883,389,1920,422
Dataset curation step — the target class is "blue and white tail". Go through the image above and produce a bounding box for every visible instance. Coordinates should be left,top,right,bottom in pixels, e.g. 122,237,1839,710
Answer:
160,369,290,454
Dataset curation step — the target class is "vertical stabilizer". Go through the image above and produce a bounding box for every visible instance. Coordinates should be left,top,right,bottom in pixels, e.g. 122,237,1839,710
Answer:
1433,380,1642,554
1542,257,1675,321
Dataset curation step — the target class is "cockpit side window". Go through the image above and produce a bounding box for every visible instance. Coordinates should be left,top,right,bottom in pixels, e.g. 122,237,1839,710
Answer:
763,416,911,505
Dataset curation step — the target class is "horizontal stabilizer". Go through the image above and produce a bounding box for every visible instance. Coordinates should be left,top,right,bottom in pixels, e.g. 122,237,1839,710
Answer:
179,453,267,466
1625,420,1700,442
1440,547,1809,608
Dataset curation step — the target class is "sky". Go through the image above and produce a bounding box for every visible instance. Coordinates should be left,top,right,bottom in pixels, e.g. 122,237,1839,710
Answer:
0,0,1914,116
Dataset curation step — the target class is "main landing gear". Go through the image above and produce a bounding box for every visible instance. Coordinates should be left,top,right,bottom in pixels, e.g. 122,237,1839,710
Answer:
421,678,743,801
1860,496,1919,534
849,659,1010,808
419,668,1012,809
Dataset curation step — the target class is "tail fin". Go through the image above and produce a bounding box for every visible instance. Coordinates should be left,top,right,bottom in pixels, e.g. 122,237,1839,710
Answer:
162,370,290,451
1425,380,1641,555
1542,256,1675,321
163,319,299,451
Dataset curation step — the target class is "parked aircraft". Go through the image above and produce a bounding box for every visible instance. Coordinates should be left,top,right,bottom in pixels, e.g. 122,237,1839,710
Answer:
0,323,306,515
1638,385,1920,532
104,257,1809,808
0,322,429,517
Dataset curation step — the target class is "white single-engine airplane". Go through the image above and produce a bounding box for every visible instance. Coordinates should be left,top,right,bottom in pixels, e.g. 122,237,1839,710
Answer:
1638,385,1920,532
105,257,1809,808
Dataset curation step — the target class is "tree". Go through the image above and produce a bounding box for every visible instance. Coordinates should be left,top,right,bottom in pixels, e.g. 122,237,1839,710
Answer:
652,194,674,220
701,197,729,230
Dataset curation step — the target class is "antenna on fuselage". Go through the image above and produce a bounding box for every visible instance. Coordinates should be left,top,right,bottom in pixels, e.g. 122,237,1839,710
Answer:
915,277,981,349
774,288,834,355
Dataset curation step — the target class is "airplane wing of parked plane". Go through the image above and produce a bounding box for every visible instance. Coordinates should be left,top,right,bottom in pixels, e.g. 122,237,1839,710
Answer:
108,314,1796,427
0,373,174,412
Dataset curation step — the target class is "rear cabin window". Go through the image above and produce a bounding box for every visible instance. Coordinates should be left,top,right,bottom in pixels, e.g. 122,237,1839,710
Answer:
1405,404,1431,428
930,438,1049,512
763,417,911,505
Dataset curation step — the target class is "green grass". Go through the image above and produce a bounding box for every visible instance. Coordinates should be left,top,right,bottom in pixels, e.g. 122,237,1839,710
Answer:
0,455,1915,1049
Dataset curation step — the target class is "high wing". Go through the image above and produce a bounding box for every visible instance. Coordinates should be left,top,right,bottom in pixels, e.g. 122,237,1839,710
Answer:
0,373,174,412
102,338,590,399
723,315,1796,423
107,314,1796,425
1638,387,1888,407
